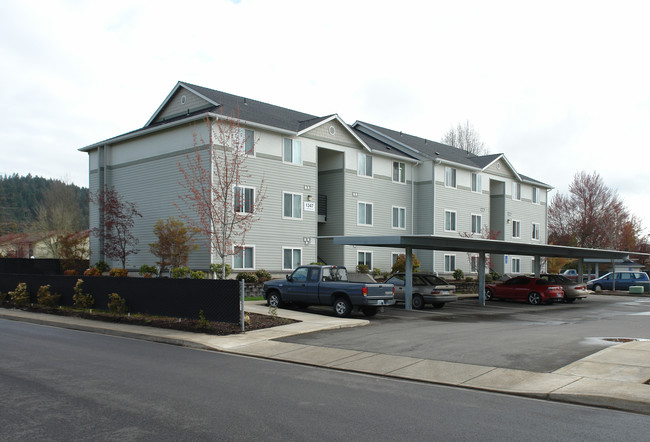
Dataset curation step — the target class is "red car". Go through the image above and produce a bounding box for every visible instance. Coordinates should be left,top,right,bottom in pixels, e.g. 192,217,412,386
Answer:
485,276,564,305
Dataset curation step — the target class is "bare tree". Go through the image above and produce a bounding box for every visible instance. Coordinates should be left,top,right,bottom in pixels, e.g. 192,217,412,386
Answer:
177,114,266,278
548,171,639,250
441,120,488,155
32,181,84,257
90,187,142,269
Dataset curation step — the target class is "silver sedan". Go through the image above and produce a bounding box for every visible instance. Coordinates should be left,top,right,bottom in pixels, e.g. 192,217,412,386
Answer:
385,273,458,309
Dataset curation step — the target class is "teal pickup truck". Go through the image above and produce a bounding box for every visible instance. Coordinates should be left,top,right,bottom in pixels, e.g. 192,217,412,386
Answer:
263,265,395,317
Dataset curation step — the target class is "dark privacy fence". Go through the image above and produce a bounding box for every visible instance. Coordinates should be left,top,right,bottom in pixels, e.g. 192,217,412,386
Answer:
0,274,240,323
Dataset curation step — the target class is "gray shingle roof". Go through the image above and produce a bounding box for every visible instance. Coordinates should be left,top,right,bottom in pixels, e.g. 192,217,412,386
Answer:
177,82,320,132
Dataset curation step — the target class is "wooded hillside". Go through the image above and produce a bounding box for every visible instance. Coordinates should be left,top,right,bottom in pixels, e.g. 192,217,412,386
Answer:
0,174,88,235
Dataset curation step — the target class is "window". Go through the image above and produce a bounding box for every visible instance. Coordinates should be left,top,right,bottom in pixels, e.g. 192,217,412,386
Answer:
471,214,482,234
392,206,406,229
358,202,373,226
283,192,302,219
283,248,302,270
358,251,372,269
470,255,479,273
244,129,254,155
444,210,457,232
358,153,373,177
532,223,540,240
283,138,301,164
392,161,406,183
444,254,456,272
445,167,456,188
512,257,521,273
532,187,539,204
471,173,482,193
391,252,401,267
512,220,521,238
234,186,254,213
233,246,254,270
512,182,521,201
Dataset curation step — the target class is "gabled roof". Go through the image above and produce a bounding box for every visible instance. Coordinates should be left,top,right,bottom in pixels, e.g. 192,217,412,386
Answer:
352,121,551,188
148,81,322,132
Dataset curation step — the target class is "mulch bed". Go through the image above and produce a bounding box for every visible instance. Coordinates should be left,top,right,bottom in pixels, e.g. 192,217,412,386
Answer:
2,304,297,335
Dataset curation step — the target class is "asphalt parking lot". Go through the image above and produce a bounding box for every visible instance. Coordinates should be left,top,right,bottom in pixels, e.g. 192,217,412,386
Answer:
279,294,650,373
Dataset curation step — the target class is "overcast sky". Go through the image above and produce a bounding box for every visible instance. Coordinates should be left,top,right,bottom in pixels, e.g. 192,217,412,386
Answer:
2,0,649,233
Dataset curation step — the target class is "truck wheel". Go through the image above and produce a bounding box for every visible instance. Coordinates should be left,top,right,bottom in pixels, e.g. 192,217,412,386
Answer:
333,297,352,318
267,291,283,308
412,295,424,310
361,307,378,317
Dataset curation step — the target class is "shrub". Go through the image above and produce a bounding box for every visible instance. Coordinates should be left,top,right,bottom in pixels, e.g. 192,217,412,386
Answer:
190,270,206,279
356,264,370,274
0,292,7,305
453,269,465,280
9,282,30,308
94,260,110,273
109,268,129,277
198,310,210,330
107,293,128,315
465,276,474,282
37,285,61,307
171,266,191,278
139,264,158,277
84,267,101,277
310,262,325,266
72,279,94,309
210,263,232,279
391,254,421,273
489,270,501,281
485,273,493,283
255,269,272,283
64,269,78,276
372,267,382,277
236,272,258,283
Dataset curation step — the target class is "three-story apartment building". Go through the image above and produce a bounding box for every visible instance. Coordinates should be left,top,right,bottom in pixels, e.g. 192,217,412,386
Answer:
80,82,550,276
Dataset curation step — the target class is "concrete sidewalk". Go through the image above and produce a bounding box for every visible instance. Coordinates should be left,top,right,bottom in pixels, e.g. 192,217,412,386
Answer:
2,303,649,415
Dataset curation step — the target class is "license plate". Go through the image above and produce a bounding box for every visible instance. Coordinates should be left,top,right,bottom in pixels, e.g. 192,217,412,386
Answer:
441,291,449,295
378,300,384,305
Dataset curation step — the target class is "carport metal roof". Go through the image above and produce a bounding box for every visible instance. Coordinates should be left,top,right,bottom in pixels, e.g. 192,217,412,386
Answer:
330,235,634,260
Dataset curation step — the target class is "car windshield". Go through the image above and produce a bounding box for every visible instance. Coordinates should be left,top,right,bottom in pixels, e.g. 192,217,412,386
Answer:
554,275,572,284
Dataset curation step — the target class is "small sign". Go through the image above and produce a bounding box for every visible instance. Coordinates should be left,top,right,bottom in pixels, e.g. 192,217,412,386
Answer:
304,201,316,212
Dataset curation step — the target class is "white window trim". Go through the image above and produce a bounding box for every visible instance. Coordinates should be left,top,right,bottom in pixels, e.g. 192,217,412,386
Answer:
470,254,479,273
242,128,255,157
512,257,521,273
357,201,374,226
444,254,456,272
232,245,255,270
471,213,482,234
532,187,540,204
471,173,482,193
283,138,302,165
512,219,521,239
357,153,373,178
282,191,303,220
392,206,406,230
444,210,457,232
357,250,373,268
282,247,303,270
234,185,255,214
532,222,540,241
512,182,521,201
391,252,402,267
445,167,457,189
392,161,406,184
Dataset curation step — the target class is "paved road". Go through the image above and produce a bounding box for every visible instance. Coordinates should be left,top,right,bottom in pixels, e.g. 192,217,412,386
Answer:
280,295,650,372
2,319,649,441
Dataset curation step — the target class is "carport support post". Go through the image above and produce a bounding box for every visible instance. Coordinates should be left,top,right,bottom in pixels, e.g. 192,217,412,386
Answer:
405,247,413,310
240,279,245,332
478,252,486,306
578,258,584,283
612,258,616,291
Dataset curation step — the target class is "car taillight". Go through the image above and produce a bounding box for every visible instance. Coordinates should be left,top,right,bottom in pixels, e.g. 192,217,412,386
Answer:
576,285,586,290
362,287,368,296
431,290,440,294
392,287,395,295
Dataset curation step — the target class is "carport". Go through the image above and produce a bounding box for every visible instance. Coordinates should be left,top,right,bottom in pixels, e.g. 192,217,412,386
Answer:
330,235,637,309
